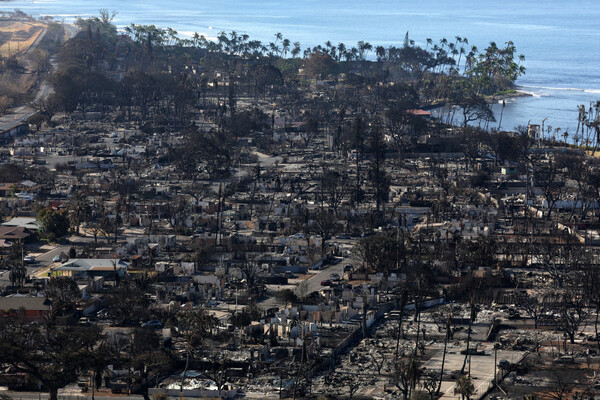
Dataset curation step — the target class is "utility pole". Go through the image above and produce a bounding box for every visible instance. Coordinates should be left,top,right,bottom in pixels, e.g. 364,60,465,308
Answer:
437,313,451,395
361,294,368,338
91,370,95,400
468,353,471,378
494,343,498,388
394,290,408,361
279,368,283,399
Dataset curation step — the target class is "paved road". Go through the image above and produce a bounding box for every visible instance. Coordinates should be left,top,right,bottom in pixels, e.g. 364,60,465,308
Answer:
0,244,71,286
24,24,48,56
1,391,143,400
258,255,356,311
35,245,71,266
422,344,524,400
253,151,282,167
0,23,79,133
298,258,350,296
0,27,48,132
62,24,80,39
28,244,72,279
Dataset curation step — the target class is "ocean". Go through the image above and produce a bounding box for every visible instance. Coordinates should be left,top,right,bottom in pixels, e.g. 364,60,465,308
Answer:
2,0,599,135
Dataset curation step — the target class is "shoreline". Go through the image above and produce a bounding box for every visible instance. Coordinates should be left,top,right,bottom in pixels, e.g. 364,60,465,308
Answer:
486,89,533,103
426,89,533,111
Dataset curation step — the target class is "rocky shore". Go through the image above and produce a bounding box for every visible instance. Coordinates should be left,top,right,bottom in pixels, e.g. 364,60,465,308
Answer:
487,89,533,103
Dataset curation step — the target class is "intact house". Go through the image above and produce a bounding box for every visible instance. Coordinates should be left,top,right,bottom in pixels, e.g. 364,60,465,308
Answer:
0,226,34,243
49,259,129,280
0,296,52,322
0,217,39,244
2,217,41,231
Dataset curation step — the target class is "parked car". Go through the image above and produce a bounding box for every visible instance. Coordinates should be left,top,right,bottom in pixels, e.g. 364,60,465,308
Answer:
23,255,35,264
284,271,295,279
78,317,91,326
344,264,353,272
320,279,332,286
52,255,62,263
329,273,340,281
141,320,162,329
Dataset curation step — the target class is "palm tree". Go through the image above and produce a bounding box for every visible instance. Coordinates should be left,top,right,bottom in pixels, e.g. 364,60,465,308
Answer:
324,40,333,56
330,46,337,61
282,38,291,58
440,37,448,50
166,27,178,47
198,34,208,49
69,191,91,235
228,31,239,54
425,38,433,51
337,42,346,61
291,41,301,58
274,32,283,51
463,46,478,74
9,263,26,288
268,42,277,57
357,41,372,60
217,31,228,52
457,46,466,70
454,376,475,400
375,45,386,62
247,40,262,57
238,34,250,57
454,35,462,49
451,47,459,71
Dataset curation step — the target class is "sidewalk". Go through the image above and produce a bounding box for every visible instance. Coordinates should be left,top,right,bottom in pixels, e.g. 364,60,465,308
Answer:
1,388,144,400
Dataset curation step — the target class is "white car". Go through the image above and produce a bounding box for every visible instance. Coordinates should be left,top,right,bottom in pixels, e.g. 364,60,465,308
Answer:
23,256,35,264
52,255,62,263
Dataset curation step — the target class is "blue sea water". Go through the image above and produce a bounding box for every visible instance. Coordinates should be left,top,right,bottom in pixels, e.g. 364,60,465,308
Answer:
2,0,599,134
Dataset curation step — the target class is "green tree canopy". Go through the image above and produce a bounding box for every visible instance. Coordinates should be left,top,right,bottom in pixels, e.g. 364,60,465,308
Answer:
37,208,69,242
46,276,81,315
0,318,103,400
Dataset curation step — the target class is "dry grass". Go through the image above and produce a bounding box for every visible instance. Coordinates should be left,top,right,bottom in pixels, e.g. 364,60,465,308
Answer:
0,20,46,57
585,150,600,158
